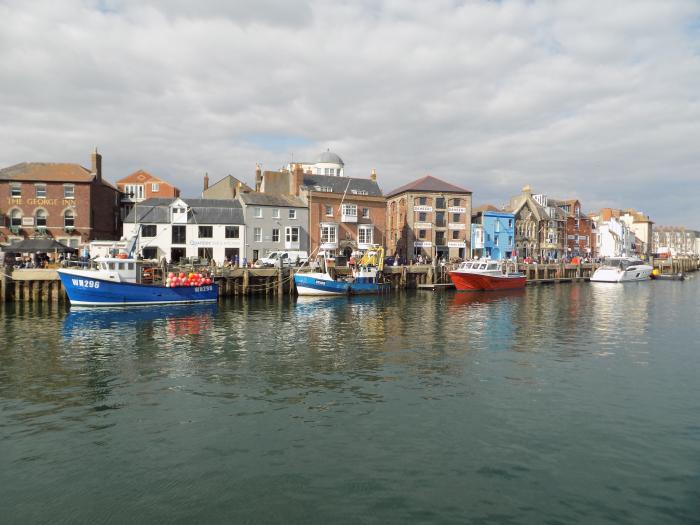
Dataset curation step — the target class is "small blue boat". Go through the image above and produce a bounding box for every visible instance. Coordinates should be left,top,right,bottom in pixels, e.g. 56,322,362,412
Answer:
294,272,350,296
57,257,217,307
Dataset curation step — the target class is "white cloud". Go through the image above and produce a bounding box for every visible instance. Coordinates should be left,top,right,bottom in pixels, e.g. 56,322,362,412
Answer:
1,0,699,226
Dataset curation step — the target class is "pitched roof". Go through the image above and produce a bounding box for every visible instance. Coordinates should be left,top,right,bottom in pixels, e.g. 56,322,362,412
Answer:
0,162,94,183
299,174,382,197
386,175,471,197
505,193,548,221
123,198,244,225
238,192,306,207
206,174,253,194
0,162,118,190
472,204,501,215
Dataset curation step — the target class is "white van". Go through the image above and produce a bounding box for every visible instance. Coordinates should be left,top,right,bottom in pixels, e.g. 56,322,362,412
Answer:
257,251,308,267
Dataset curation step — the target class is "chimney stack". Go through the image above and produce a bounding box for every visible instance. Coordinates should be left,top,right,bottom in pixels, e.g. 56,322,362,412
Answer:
91,147,102,182
203,172,209,191
370,168,377,181
255,164,262,192
292,163,304,196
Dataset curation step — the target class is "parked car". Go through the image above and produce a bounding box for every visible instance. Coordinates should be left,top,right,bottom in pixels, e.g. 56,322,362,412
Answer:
256,251,309,268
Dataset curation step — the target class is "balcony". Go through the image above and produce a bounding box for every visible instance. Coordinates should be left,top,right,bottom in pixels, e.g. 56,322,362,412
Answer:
341,212,357,223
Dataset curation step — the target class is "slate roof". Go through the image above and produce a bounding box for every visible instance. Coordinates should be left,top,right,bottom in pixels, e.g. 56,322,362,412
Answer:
123,198,244,224
299,174,383,197
0,162,117,189
315,150,344,165
386,175,471,197
472,204,502,215
238,192,307,208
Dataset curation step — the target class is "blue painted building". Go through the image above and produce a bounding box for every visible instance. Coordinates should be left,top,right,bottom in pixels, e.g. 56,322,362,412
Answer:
471,208,515,260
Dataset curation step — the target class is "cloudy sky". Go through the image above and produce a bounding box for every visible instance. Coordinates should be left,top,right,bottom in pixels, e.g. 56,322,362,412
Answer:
1,0,699,226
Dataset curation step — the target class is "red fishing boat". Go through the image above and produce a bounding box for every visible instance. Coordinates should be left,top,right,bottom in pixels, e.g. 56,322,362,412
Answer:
449,260,526,291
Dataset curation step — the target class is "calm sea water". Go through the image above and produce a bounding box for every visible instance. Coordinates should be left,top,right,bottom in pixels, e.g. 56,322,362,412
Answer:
1,279,699,524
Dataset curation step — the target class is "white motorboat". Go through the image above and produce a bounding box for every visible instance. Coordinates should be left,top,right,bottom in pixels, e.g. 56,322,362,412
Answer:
590,257,653,283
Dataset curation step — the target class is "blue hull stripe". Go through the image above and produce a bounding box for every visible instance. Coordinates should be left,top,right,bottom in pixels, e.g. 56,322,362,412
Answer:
58,272,218,306
294,275,349,295
350,282,391,294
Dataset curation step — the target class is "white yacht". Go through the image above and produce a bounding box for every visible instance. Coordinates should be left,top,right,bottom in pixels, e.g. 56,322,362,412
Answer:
590,257,653,283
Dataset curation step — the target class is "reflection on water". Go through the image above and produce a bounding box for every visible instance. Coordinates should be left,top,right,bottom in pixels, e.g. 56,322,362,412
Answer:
1,280,700,524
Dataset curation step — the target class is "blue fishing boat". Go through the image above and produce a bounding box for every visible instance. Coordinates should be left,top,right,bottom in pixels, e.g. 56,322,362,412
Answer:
294,271,350,296
349,246,390,295
57,257,218,307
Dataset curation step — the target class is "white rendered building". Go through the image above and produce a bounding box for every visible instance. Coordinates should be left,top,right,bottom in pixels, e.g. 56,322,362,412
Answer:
122,197,246,264
284,149,345,177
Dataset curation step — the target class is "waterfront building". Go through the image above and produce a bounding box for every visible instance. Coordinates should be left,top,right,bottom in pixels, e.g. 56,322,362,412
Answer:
544,198,595,259
386,175,472,261
505,186,548,260
531,193,567,260
254,153,384,258
591,208,653,258
116,169,180,221
590,213,634,258
236,192,309,262
123,197,245,263
0,149,120,248
470,205,515,260
652,226,699,256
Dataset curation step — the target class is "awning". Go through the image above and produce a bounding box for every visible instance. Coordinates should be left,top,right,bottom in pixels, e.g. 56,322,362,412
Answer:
1,239,77,253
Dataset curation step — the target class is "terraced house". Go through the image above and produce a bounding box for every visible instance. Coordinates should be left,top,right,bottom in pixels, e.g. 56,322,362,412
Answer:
0,150,120,248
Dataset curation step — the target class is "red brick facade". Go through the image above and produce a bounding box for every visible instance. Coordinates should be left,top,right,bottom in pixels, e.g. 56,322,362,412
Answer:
0,152,120,248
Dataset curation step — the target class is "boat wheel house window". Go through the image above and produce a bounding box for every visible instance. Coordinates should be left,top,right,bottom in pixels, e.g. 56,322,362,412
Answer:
64,210,75,228
63,184,75,199
225,226,239,239
142,225,157,237
198,226,213,238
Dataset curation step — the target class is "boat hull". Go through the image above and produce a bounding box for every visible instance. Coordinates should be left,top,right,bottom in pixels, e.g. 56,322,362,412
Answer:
58,270,218,306
350,282,391,294
294,273,350,296
449,271,526,291
590,266,653,283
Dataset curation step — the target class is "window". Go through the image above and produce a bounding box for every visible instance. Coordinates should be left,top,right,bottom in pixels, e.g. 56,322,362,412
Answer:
64,184,75,199
272,208,280,219
436,197,446,209
142,225,157,237
452,198,461,206
288,209,297,219
436,211,445,227
225,226,239,238
124,184,144,200
198,247,213,260
452,213,460,222
508,219,513,228
435,231,445,245
35,209,47,227
419,212,427,222
198,226,213,238
342,204,357,217
320,224,337,244
358,225,373,245
419,197,427,205
10,184,21,198
151,183,160,192
286,226,299,243
254,207,262,218
35,184,46,198
64,210,75,228
495,221,501,233
494,236,499,246
272,228,280,242
254,227,262,242
452,230,459,240
172,225,186,244
508,236,513,247
142,248,157,259
325,205,333,216
10,209,22,227
419,229,426,239
362,208,370,219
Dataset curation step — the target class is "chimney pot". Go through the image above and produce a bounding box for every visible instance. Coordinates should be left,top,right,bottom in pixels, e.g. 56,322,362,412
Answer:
203,172,209,191
370,168,377,181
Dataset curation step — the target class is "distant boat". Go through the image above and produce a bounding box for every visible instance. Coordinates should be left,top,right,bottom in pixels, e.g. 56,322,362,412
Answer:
449,260,526,291
57,257,218,306
293,272,350,296
590,257,653,283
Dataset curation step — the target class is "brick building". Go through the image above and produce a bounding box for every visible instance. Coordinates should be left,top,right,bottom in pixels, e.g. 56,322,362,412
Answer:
116,169,180,220
551,199,595,258
386,175,472,261
0,150,120,248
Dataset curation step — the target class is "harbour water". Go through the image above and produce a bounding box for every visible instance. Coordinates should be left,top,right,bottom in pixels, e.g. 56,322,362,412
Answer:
1,279,699,524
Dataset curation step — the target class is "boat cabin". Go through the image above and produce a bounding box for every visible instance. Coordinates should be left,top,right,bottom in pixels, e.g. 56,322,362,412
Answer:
92,257,160,284
601,257,645,270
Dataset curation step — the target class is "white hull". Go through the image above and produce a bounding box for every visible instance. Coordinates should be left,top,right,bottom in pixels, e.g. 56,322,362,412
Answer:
590,266,653,283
